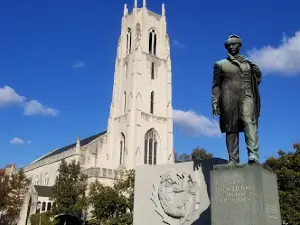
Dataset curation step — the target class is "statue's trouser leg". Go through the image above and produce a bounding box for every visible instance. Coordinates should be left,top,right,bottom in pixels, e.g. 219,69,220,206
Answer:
226,132,239,163
241,98,259,162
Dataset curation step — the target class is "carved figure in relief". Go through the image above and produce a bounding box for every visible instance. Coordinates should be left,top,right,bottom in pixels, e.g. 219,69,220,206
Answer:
151,168,208,225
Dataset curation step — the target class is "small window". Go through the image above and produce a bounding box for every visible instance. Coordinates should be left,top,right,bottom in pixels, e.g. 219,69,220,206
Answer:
126,28,132,54
47,202,52,211
36,202,41,213
120,133,125,165
151,62,155,80
149,29,157,55
144,139,148,164
144,129,158,165
150,91,154,114
42,202,46,211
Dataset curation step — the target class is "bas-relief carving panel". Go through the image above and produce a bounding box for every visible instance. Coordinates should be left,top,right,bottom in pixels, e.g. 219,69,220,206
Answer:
133,162,210,225
151,169,209,225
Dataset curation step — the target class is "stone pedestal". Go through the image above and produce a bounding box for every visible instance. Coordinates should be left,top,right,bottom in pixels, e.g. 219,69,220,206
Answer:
210,164,282,225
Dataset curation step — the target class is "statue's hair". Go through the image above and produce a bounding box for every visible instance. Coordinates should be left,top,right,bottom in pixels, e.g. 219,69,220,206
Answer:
225,34,242,48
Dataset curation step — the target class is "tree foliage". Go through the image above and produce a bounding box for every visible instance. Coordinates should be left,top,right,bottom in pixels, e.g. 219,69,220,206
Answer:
0,169,31,225
0,173,9,212
175,147,213,162
264,143,300,225
30,213,53,225
52,160,88,219
88,170,135,225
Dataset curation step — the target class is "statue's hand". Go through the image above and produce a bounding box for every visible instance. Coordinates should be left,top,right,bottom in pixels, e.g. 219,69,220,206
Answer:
212,103,220,116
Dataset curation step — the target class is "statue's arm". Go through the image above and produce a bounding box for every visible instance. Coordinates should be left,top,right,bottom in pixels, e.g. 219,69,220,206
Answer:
212,63,221,106
248,60,262,85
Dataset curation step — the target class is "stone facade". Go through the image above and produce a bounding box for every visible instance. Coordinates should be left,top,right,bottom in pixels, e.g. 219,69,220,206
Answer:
17,1,174,224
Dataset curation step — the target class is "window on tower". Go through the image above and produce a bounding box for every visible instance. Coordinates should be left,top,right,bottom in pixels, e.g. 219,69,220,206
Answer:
151,62,155,79
120,133,125,165
126,28,132,55
144,129,158,165
150,91,154,114
149,29,157,55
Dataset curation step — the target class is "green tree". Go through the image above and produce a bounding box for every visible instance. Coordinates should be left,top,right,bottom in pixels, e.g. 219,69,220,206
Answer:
30,213,53,225
52,160,88,220
88,170,135,225
0,173,9,212
191,147,213,160
0,169,31,225
264,143,300,225
175,147,213,162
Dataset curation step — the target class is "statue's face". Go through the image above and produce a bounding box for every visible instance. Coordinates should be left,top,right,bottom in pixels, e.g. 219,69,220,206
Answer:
227,43,241,56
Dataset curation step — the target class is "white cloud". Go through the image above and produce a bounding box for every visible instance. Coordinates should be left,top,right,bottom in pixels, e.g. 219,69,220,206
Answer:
24,100,60,116
172,39,186,49
0,86,26,106
9,137,25,145
72,60,86,68
0,86,60,117
173,109,221,137
247,31,300,75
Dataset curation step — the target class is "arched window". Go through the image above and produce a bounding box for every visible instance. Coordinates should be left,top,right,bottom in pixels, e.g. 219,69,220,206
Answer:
150,91,154,114
126,28,132,54
151,62,155,80
47,202,52,211
144,129,158,165
120,133,125,165
36,202,41,214
149,29,157,55
42,202,46,211
123,92,127,114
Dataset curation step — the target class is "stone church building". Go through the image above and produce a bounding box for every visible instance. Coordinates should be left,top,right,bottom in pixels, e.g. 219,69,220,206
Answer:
17,1,175,224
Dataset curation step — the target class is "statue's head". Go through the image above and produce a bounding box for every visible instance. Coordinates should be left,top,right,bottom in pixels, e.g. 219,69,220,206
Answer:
225,34,242,56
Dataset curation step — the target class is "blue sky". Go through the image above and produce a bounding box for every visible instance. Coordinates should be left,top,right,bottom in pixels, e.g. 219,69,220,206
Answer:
1,0,300,168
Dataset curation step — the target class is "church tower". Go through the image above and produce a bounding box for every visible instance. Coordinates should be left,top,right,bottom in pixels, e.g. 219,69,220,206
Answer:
106,0,174,170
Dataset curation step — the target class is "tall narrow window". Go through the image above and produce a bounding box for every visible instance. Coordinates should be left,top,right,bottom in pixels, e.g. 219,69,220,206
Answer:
151,62,155,80
47,202,52,211
154,141,157,165
149,138,153,164
126,28,132,54
42,202,46,211
150,91,154,114
149,29,157,55
144,139,148,164
120,133,125,165
123,92,127,114
144,129,158,165
119,141,123,165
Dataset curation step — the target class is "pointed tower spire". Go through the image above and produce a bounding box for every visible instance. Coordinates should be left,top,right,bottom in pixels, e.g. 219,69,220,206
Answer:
162,3,165,16
143,0,146,7
76,136,81,147
124,4,128,16
134,0,137,8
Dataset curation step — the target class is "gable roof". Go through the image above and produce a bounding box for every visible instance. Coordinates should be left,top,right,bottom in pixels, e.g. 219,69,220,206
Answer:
34,185,53,198
36,131,107,162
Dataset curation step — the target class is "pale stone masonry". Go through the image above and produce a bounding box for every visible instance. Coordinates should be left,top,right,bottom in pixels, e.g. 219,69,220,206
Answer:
17,1,174,224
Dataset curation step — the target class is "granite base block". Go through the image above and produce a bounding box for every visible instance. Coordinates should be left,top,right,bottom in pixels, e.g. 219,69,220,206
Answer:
210,164,282,225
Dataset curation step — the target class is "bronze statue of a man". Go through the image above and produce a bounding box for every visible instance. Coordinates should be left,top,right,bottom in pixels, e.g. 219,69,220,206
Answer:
212,35,262,164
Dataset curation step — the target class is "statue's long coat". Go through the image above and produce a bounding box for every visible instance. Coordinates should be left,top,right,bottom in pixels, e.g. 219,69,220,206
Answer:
212,57,262,133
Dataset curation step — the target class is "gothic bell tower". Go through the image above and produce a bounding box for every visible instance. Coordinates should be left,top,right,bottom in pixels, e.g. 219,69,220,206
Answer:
106,0,174,169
